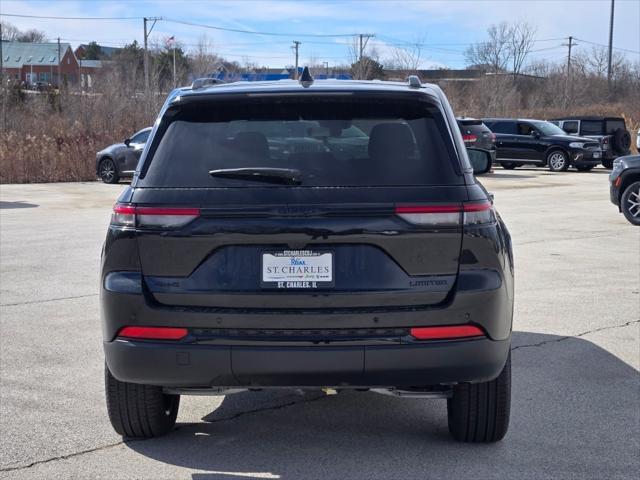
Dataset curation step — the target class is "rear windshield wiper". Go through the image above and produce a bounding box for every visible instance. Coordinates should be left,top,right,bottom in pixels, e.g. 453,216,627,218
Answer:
209,167,302,185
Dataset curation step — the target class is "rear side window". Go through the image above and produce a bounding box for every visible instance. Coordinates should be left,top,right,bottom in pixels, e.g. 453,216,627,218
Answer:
580,120,604,135
139,95,462,188
487,121,516,134
562,121,579,135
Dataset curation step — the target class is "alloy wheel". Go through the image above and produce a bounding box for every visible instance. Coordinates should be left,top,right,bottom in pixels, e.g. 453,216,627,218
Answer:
626,187,640,219
101,160,116,183
549,152,567,171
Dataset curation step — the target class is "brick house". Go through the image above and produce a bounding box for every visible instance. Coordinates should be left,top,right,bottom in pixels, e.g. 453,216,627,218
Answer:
0,41,80,86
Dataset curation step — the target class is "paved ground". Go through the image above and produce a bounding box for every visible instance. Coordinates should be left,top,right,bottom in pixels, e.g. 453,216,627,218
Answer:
1,167,639,479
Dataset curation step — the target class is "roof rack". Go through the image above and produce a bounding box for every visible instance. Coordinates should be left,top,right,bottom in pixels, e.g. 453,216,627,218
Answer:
407,75,422,88
191,78,226,90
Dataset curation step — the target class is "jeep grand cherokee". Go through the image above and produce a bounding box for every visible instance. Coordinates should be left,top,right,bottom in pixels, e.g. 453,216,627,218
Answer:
101,72,514,443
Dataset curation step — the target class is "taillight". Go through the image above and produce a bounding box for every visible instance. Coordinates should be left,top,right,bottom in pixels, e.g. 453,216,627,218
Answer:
395,201,493,226
410,324,485,340
111,204,200,228
490,133,496,142
462,134,478,143
118,326,188,340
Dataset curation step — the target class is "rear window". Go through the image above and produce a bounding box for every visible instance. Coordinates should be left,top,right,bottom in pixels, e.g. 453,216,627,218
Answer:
580,120,604,135
139,95,461,188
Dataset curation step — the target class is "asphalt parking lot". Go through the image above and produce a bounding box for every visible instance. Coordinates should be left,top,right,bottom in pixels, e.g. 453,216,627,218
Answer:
1,166,639,479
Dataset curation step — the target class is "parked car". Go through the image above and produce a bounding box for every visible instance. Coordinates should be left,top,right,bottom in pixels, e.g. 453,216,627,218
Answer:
101,72,513,443
609,154,640,225
550,116,631,169
483,118,602,172
456,117,497,168
95,127,152,183
637,128,640,151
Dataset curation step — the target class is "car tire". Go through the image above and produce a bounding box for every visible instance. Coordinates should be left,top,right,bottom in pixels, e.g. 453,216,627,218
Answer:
447,352,511,443
620,180,640,226
501,162,517,170
602,160,614,169
99,158,120,184
547,150,569,172
105,364,180,438
576,165,594,172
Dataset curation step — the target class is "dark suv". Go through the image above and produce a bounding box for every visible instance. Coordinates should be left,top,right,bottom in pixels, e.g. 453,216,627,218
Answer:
550,116,631,169
456,117,497,165
101,72,514,443
483,118,602,171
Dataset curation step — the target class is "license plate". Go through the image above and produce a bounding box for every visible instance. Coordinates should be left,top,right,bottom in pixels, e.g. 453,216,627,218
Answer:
593,151,601,158
261,250,334,289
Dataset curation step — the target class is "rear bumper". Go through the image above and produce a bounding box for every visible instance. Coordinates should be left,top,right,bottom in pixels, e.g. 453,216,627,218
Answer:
104,336,511,388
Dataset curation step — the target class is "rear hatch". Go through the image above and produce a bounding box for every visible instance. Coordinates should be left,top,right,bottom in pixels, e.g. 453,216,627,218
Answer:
131,91,471,310
457,119,495,150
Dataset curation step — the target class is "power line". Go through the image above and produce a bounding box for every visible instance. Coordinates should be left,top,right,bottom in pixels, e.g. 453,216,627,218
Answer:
0,13,143,20
573,37,640,54
162,18,356,38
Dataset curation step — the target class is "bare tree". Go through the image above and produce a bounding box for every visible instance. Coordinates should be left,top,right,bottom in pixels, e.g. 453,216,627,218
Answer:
465,22,511,73
508,22,536,79
386,41,423,73
190,34,220,78
16,29,47,43
346,37,380,80
1,21,46,42
1,21,21,41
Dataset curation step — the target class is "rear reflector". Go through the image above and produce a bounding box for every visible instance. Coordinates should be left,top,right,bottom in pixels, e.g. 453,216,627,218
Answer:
112,204,200,228
410,325,485,340
118,326,188,340
395,201,493,226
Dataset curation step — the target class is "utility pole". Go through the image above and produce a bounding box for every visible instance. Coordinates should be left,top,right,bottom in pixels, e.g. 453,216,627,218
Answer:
607,0,615,89
292,41,301,80
356,33,374,79
563,36,575,108
173,45,176,88
143,17,161,95
57,37,61,89
323,61,329,78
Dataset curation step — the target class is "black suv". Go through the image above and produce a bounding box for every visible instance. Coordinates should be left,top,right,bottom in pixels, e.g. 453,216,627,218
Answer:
483,118,602,171
456,117,497,165
101,72,514,443
551,116,631,169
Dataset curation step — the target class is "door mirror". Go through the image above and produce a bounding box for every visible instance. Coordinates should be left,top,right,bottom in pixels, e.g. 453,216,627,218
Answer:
531,130,540,138
467,148,492,175
124,138,131,147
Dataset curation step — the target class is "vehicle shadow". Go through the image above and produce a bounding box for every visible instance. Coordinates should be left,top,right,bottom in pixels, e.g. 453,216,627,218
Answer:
0,201,39,209
125,331,639,480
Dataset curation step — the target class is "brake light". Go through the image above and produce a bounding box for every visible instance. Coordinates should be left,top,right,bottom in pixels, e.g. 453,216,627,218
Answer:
111,204,200,228
490,133,496,142
462,134,478,143
410,325,485,340
395,201,493,226
602,138,609,144
118,326,188,340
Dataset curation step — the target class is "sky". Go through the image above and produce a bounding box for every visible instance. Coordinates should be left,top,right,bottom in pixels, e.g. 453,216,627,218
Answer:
1,0,639,69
